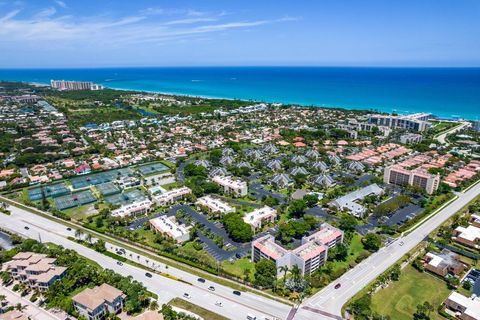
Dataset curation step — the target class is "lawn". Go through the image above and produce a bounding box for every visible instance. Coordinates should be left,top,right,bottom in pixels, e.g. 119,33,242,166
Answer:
169,298,229,320
431,121,460,135
371,265,450,320
64,204,98,220
330,233,367,272
222,257,255,279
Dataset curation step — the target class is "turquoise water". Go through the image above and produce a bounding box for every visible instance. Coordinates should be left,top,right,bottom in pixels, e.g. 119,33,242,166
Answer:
0,67,479,119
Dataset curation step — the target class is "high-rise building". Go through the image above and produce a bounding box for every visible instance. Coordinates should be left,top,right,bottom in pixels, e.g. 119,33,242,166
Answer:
50,80,103,91
252,223,343,276
473,120,480,132
384,165,440,194
368,113,432,132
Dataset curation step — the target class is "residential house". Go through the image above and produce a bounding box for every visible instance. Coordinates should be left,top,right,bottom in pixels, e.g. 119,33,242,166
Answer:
73,284,126,320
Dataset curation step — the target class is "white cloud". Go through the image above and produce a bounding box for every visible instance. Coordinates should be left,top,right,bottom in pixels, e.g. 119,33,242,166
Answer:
164,17,217,25
35,7,56,19
54,0,67,9
0,7,297,49
0,9,20,22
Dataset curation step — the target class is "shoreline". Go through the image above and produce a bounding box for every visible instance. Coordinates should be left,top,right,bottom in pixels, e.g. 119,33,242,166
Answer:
10,79,478,121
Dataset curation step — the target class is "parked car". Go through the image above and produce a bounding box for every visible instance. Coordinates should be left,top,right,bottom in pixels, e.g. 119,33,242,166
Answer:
116,261,123,266
145,272,152,278
183,293,191,299
208,286,215,291
197,278,206,283
24,226,29,230
233,290,241,296
66,227,72,231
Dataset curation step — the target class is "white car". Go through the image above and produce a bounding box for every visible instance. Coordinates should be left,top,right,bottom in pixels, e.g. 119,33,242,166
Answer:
183,293,191,299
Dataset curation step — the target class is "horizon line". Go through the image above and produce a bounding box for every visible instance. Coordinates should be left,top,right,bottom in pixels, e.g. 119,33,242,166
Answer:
1,65,480,70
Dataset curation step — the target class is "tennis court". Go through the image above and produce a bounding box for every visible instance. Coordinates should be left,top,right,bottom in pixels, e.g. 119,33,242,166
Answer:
96,182,121,196
54,190,97,210
28,183,70,201
70,168,134,189
105,189,146,206
136,162,169,176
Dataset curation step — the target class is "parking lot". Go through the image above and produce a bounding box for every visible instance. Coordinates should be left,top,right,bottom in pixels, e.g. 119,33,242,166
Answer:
463,268,480,296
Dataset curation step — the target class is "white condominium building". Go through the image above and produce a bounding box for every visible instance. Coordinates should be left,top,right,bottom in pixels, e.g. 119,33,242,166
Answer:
196,195,235,215
111,199,153,218
243,206,277,230
152,187,192,206
252,223,344,276
368,113,432,132
384,165,440,194
212,175,248,197
50,80,103,91
149,215,191,243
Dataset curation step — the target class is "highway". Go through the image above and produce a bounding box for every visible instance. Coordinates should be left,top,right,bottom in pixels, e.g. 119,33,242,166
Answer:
295,182,480,319
435,121,470,145
0,204,293,320
2,181,478,320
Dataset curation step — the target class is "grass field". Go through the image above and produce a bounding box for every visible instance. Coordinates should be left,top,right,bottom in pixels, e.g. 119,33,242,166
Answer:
222,257,255,279
169,298,229,320
371,265,450,320
431,121,460,135
330,233,367,272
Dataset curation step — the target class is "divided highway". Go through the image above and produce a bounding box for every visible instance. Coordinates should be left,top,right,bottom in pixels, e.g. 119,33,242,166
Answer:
2,181,478,320
0,204,293,320
296,182,480,319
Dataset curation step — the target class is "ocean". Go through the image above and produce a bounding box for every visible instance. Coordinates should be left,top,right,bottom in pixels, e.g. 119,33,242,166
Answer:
0,67,479,120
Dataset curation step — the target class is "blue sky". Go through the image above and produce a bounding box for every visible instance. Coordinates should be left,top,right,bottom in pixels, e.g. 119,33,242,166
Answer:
0,0,479,67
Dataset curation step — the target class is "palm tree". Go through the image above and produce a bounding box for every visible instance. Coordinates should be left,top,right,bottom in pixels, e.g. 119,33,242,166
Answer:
291,265,301,284
149,300,159,311
74,229,83,240
279,265,289,284
85,233,92,244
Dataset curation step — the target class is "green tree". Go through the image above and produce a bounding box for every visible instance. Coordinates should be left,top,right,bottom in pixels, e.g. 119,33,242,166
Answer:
339,214,358,232
303,194,319,208
222,213,253,242
287,199,307,218
362,233,382,252
254,259,277,288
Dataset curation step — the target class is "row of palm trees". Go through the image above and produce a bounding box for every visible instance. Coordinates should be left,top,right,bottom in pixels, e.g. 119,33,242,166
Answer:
279,264,302,285
74,228,92,243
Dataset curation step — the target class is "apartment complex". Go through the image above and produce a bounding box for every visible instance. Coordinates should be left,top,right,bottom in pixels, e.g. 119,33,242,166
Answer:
424,249,464,277
444,292,480,320
72,284,125,320
243,206,277,231
51,80,103,91
111,199,153,218
149,215,191,243
384,165,440,194
152,186,192,206
212,175,248,197
368,112,432,132
196,195,235,215
2,252,67,292
252,223,343,276
329,184,384,217
400,133,423,144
